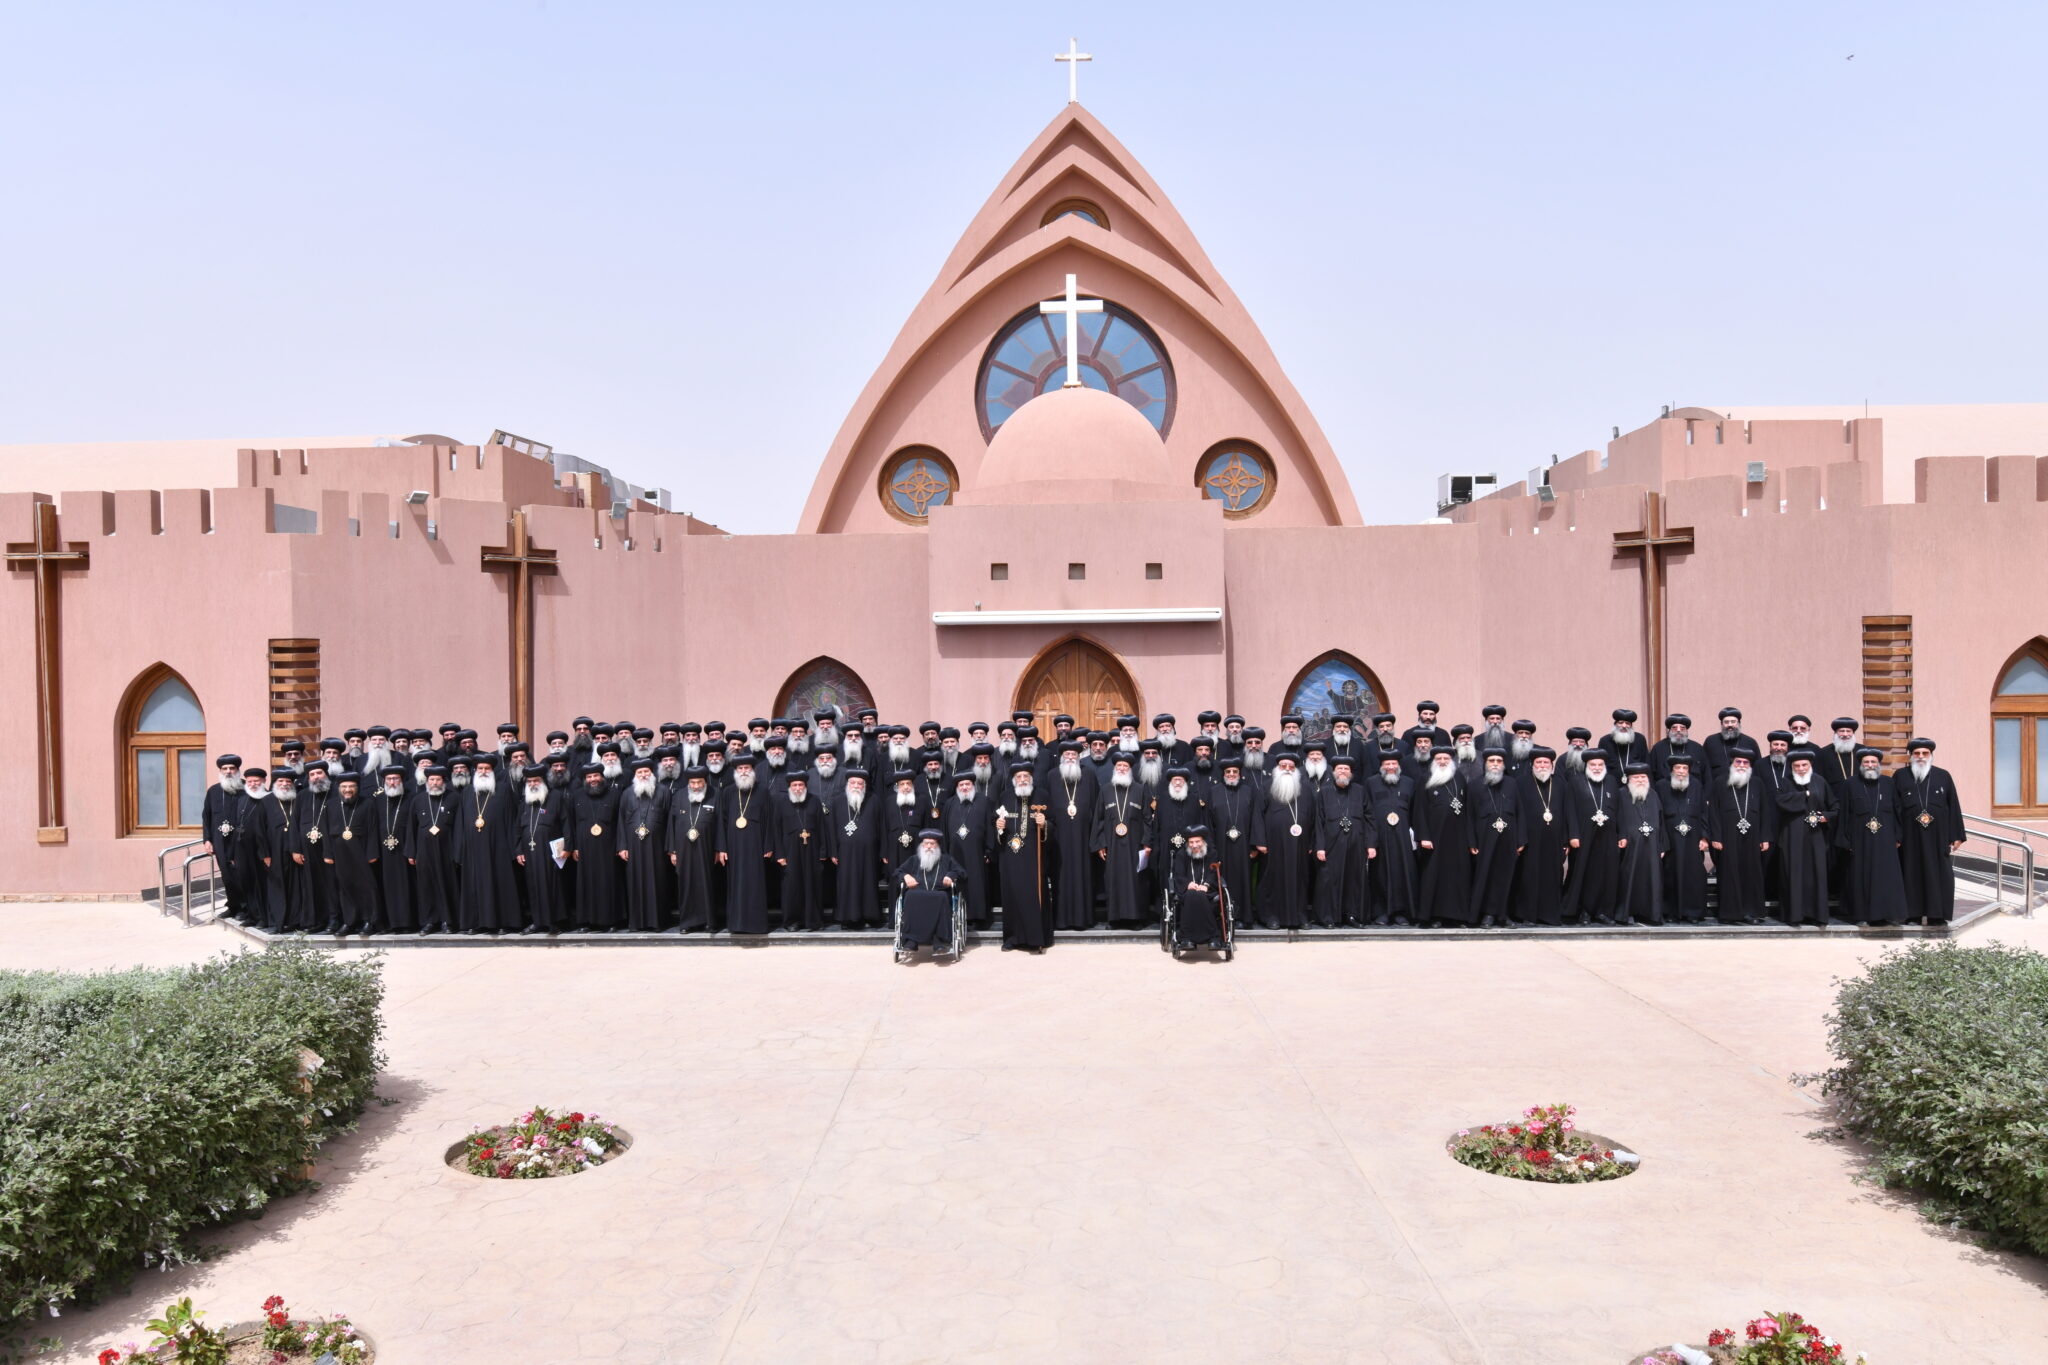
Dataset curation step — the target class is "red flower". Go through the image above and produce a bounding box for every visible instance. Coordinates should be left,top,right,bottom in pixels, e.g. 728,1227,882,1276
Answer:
99,1351,122,1365
569,1112,585,1122
1524,1148,1553,1165
1506,1125,1522,1136
1707,1328,1734,1347
477,1146,495,1161
496,1160,514,1178
267,1311,290,1328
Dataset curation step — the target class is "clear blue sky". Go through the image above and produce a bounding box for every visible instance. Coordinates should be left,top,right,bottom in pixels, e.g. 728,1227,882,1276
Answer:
3,2,2042,531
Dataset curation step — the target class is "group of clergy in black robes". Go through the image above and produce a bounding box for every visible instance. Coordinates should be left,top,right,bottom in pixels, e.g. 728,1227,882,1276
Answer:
194,701,1968,939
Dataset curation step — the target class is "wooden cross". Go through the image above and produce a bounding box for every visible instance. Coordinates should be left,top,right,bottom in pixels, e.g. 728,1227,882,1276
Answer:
480,510,557,744
1613,491,1694,728
6,501,89,843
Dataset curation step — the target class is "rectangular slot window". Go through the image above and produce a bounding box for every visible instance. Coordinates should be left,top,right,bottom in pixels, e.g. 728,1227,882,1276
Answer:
1068,563,1086,580
1145,562,1162,580
990,563,1008,580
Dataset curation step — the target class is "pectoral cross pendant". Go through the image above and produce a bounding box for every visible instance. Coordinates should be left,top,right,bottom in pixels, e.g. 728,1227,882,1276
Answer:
1736,817,1751,834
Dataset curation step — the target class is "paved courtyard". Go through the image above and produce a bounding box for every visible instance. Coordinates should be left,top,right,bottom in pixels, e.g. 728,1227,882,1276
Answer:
13,902,2048,1365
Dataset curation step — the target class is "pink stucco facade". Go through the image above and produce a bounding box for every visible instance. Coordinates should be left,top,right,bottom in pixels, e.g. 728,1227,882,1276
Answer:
4,106,2045,895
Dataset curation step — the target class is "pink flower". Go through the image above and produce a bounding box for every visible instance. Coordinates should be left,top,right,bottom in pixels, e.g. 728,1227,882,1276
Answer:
1747,1316,1780,1340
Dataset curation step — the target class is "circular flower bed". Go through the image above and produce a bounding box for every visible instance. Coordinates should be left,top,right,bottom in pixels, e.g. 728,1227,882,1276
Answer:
448,1106,629,1179
1631,1309,1867,1364
97,1295,373,1364
1447,1102,1639,1183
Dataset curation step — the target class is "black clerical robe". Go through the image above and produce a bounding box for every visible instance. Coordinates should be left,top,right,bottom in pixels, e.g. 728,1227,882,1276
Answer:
1413,776,1473,925
1893,764,1964,922
991,795,1050,948
1169,847,1225,946
1207,779,1264,929
321,796,380,931
1617,792,1666,924
1835,775,1909,926
667,792,718,931
941,793,995,927
1562,776,1623,923
619,787,669,931
880,793,925,872
1466,777,1522,924
570,784,624,929
409,790,460,932
1045,766,1100,931
894,853,965,947
1704,731,1760,780
455,784,520,931
202,780,245,917
1257,784,1316,928
269,794,317,931
1657,778,1711,922
1092,786,1151,926
718,781,774,934
1649,738,1703,784
773,793,830,931
1151,790,1210,906
1774,777,1837,925
1510,775,1568,926
1706,776,1774,923
373,791,416,931
1598,731,1652,772
516,790,569,931
825,792,886,927
1312,780,1373,926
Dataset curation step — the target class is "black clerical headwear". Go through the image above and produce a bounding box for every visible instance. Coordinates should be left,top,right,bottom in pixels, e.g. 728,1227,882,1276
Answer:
424,765,448,779
1152,713,1175,727
1831,717,1859,731
729,753,757,769
472,754,498,770
547,730,569,744
1565,727,1592,742
1280,712,1305,727
446,755,472,770
580,763,604,778
631,754,656,773
1481,704,1506,719
1665,713,1690,727
1908,738,1936,753
367,725,391,738
1623,763,1650,777
1611,709,1637,723
1197,710,1221,725
1328,756,1355,771
1511,719,1536,734
215,753,242,768
1116,714,1139,729
1529,746,1556,761
1718,707,1742,720
1767,730,1794,744
1243,727,1266,740
1666,753,1695,769
1416,700,1439,713
344,728,366,740
1184,824,1210,842
1451,724,1474,738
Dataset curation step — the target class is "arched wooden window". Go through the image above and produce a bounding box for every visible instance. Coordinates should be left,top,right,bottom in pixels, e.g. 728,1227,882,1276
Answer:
121,666,207,835
776,657,876,725
1281,651,1390,745
1991,639,2048,814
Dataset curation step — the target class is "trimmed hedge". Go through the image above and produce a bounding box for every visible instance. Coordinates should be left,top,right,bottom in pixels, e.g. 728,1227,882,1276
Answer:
1817,942,2048,1256
0,946,385,1331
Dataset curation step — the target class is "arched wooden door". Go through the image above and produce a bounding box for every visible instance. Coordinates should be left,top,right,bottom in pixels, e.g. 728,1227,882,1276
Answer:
1013,637,1141,737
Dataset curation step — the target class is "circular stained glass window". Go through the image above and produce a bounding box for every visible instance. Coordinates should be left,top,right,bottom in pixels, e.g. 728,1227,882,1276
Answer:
1198,442,1273,517
879,447,956,523
976,301,1173,440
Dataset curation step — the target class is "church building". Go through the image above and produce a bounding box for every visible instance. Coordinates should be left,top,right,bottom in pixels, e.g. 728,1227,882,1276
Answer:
6,103,2048,895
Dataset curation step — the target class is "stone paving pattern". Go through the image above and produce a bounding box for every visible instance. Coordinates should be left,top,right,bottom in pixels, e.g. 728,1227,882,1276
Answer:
12,903,2048,1364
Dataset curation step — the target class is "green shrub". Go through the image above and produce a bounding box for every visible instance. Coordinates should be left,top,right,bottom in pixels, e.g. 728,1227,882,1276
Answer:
1817,941,2048,1255
0,946,386,1333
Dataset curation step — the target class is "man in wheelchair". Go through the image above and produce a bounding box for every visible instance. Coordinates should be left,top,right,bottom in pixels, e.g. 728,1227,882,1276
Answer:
896,827,965,952
1168,825,1229,953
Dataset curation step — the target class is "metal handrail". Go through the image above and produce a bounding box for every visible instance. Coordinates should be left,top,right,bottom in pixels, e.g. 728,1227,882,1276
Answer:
155,838,207,918
1958,825,2038,918
1966,812,2048,856
178,849,218,927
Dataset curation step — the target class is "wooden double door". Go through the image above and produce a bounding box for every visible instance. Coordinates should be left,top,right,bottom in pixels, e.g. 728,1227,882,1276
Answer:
1014,637,1140,737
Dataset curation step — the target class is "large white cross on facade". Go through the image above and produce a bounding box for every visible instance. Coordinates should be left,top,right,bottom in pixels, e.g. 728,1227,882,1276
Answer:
1055,38,1092,104
1039,274,1103,389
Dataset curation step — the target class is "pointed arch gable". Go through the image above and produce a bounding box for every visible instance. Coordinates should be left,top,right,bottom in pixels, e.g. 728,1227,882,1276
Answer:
117,663,207,835
956,157,1216,299
1281,651,1388,743
776,656,876,724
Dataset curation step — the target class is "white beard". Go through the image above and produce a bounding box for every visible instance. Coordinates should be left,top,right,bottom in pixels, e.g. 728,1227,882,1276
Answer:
1382,772,1400,786
1910,759,1931,782
1670,774,1690,792
1014,781,1034,800
1583,768,1608,787
632,775,656,799
747,734,765,752
473,771,496,795
1139,757,1163,785
846,789,864,813
1861,769,1880,782
1511,737,1533,762
1793,771,1811,787
1454,741,1476,764
816,727,838,749
1019,743,1038,762
706,762,725,778
1268,770,1301,803
789,733,810,756
973,762,992,784
633,742,653,760
889,741,910,766
918,847,940,873
308,779,330,795
954,791,975,806
841,735,861,763
425,783,445,799
1112,771,1133,789
602,758,623,779
681,742,701,767
1560,748,1585,771
221,773,244,794
1059,759,1082,781
1225,775,1241,789
1834,737,1856,755
998,738,1017,756
1612,728,1634,747
1244,750,1265,771
525,785,546,806
363,747,392,774
734,771,755,791
1426,764,1456,789
1332,775,1350,790
275,786,296,804
1118,735,1139,754
789,789,808,805
1331,732,1352,750
507,761,525,782
689,787,707,804
1727,768,1751,789
1168,784,1189,802
767,753,786,769
896,790,916,808
1629,786,1650,803
1304,757,1327,780
1484,769,1503,786
451,770,470,788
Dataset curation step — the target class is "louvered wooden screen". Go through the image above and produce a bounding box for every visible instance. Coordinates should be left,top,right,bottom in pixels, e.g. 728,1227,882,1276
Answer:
268,638,321,762
1861,616,1912,766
